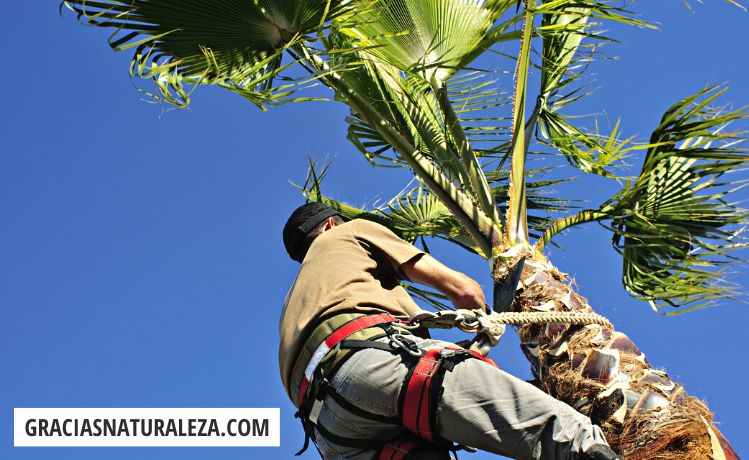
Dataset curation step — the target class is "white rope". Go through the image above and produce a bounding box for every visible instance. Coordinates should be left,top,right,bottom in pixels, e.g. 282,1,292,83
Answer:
406,309,611,347
490,311,611,327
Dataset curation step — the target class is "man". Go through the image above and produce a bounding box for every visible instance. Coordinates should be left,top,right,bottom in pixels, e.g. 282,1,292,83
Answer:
280,202,618,460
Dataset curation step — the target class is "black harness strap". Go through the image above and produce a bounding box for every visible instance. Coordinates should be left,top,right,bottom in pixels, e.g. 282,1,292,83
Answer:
314,420,383,450
338,339,394,352
327,386,401,425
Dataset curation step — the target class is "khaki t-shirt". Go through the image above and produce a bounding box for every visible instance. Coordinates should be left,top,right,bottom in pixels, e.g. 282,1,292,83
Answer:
278,219,424,394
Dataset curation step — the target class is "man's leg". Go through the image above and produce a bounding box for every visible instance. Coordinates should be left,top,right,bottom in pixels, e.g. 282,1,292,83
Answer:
312,336,611,459
313,342,450,459
438,355,609,460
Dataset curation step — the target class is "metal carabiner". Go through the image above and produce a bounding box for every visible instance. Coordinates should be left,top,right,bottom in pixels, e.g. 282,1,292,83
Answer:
389,333,423,357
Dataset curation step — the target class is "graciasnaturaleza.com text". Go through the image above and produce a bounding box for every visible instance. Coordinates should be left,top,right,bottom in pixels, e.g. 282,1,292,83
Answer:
23,418,269,438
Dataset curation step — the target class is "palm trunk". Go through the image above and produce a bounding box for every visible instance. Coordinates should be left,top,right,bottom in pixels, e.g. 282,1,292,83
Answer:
509,256,739,459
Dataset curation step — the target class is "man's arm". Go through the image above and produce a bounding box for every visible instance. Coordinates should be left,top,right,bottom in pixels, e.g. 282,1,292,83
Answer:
400,254,487,312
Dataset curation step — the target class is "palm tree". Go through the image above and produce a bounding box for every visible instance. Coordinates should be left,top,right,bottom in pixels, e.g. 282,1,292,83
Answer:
62,0,747,457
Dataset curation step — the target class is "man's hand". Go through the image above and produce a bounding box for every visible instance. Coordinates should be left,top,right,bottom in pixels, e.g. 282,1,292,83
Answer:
445,272,486,311
400,254,487,312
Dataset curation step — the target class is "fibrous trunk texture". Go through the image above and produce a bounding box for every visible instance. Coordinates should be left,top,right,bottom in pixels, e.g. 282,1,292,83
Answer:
510,256,739,459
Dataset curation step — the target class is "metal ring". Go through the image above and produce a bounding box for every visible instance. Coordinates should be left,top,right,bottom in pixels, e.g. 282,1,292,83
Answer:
389,333,422,357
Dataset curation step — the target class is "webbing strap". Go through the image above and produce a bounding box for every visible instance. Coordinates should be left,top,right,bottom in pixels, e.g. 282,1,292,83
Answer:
402,348,442,441
297,313,397,406
379,437,421,460
315,421,382,450
401,346,499,443
327,386,401,425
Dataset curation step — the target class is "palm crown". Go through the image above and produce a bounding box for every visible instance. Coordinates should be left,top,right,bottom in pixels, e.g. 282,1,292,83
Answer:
63,0,746,313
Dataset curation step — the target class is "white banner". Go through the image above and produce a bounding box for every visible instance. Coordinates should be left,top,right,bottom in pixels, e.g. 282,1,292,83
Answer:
14,408,280,447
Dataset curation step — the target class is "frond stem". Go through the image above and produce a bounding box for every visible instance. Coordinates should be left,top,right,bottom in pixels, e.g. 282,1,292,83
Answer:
292,44,501,258
434,81,503,230
506,0,535,247
535,209,607,253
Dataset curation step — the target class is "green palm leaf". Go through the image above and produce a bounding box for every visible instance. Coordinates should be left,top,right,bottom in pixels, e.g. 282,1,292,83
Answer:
337,0,515,222
533,1,652,176
448,72,513,148
342,0,514,84
338,51,467,182
603,86,749,312
505,0,535,247
63,0,346,107
329,38,506,242
537,113,644,178
539,3,591,99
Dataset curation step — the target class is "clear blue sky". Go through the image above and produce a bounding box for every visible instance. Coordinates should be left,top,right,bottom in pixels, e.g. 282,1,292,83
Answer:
1,2,747,459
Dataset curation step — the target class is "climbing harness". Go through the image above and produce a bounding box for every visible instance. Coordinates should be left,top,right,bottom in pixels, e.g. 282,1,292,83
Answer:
293,313,494,458
292,308,610,458
292,313,406,456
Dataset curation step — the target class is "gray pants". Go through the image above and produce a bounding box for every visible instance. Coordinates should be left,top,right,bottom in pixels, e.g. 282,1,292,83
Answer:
313,337,608,460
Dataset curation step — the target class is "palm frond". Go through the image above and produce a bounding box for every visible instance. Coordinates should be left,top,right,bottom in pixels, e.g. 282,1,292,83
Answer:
435,78,502,227
332,35,507,219
505,0,535,247
534,0,653,29
62,0,346,107
537,112,647,178
337,50,469,184
448,72,513,129
539,3,591,99
602,86,749,312
341,0,512,84
380,187,476,246
531,1,652,176
310,53,502,257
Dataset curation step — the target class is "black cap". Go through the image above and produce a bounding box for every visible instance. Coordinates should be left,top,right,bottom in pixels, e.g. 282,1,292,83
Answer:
283,202,342,262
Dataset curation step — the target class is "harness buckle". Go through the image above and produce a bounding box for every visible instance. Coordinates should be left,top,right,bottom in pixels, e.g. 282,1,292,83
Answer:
389,333,422,357
308,398,324,425
440,349,460,359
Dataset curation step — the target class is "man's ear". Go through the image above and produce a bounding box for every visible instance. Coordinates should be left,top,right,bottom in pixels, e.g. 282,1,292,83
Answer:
324,217,336,230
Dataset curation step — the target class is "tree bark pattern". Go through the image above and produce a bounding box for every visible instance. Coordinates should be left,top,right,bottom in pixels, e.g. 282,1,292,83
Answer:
509,257,739,459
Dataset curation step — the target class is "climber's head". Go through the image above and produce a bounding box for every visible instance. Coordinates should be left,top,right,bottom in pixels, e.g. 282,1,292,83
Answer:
283,202,345,262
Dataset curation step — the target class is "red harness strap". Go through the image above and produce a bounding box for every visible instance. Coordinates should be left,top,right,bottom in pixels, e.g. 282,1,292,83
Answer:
402,348,442,441
297,313,398,407
379,437,421,460
468,349,498,368
400,346,498,443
